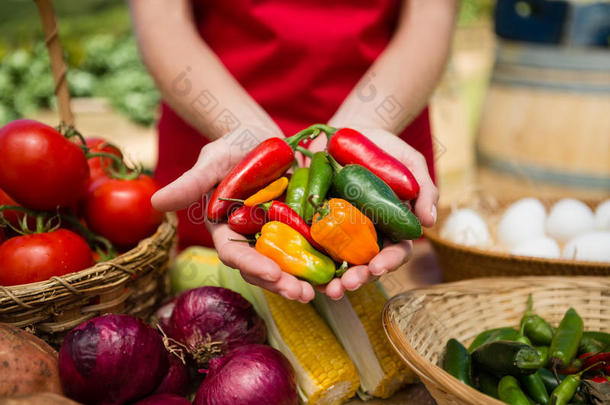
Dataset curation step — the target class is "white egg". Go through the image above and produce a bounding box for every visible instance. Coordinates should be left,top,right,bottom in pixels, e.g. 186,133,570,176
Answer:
595,200,610,230
497,198,546,248
441,208,492,248
510,237,560,259
562,232,610,262
546,199,595,242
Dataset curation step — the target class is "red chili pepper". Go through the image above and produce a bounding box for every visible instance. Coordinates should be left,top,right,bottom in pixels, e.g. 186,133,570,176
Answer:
228,205,267,235
582,352,610,374
207,130,319,221
311,124,420,200
263,200,324,252
221,197,324,252
589,375,610,384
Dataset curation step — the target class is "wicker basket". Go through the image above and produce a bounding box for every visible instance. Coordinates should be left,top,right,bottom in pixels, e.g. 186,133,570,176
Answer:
382,276,610,405
425,198,610,281
0,1,177,346
0,213,177,346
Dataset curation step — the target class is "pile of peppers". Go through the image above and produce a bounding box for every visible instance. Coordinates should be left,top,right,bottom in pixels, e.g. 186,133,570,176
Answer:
208,124,422,285
442,295,610,405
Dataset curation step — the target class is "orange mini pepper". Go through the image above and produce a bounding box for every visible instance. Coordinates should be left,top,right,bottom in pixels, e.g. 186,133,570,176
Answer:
310,198,379,265
244,177,288,207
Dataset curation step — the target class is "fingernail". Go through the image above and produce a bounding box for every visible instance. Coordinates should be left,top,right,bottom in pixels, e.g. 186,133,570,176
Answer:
263,272,276,281
431,205,437,224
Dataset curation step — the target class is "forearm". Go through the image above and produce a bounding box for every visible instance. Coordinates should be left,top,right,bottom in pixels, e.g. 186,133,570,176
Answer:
128,0,281,140
329,0,459,132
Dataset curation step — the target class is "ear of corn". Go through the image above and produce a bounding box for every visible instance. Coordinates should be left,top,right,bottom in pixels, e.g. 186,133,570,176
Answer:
249,287,360,405
313,282,414,399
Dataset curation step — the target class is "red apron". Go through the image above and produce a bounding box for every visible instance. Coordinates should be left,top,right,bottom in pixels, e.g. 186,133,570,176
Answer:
156,0,436,249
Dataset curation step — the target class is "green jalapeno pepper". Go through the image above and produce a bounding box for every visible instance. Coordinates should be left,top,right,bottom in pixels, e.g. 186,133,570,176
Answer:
549,308,584,371
476,371,499,399
285,168,309,218
538,368,566,393
443,338,472,386
468,328,522,353
520,371,550,405
303,152,333,223
535,346,550,368
499,375,531,405
328,155,421,240
521,294,554,345
472,341,542,376
578,331,610,355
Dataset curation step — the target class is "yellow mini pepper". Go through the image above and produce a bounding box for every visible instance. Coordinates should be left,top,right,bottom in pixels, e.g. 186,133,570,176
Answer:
255,221,335,285
244,177,288,206
311,198,379,265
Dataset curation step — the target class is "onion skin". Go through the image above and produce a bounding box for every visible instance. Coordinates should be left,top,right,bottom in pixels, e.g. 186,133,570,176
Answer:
154,298,176,333
194,344,298,405
0,324,63,397
153,353,190,396
167,287,266,368
132,393,192,405
58,314,169,405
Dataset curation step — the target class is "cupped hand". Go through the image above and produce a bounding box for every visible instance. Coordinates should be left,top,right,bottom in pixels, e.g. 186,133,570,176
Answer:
304,126,438,299
151,126,316,303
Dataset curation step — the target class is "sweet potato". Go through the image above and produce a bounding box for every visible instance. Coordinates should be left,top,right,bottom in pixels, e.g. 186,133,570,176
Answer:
0,324,63,397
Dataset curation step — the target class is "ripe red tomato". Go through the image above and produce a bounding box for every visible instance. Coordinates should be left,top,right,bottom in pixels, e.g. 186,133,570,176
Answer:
86,138,121,182
0,229,93,286
84,175,164,248
0,119,90,210
0,228,5,244
0,188,24,227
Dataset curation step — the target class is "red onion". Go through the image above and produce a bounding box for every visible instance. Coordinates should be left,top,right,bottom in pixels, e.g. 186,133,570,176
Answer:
167,287,266,367
155,298,176,333
194,344,297,405
58,314,168,405
133,393,192,405
153,352,190,396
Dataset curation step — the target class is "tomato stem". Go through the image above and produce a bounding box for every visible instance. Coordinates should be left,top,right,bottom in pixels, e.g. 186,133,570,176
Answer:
59,213,117,259
57,122,88,150
0,205,61,235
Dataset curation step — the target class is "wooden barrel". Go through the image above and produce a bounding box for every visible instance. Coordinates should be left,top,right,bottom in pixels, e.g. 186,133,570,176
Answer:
476,40,610,190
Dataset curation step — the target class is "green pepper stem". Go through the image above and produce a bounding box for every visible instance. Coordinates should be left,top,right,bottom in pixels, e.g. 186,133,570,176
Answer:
309,124,338,139
284,126,322,149
228,238,256,243
296,146,313,158
335,261,349,277
326,153,343,173
218,198,245,204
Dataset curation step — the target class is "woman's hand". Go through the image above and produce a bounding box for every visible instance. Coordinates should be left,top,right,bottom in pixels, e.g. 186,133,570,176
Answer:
152,127,316,303
304,127,438,299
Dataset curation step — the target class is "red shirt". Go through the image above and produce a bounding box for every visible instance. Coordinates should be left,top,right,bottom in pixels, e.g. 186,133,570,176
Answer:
156,0,435,249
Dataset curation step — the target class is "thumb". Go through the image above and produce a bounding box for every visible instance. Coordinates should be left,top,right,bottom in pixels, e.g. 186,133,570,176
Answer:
151,141,230,211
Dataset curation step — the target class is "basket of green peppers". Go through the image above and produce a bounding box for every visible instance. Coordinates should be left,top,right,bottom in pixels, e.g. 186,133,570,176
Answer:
382,276,610,405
